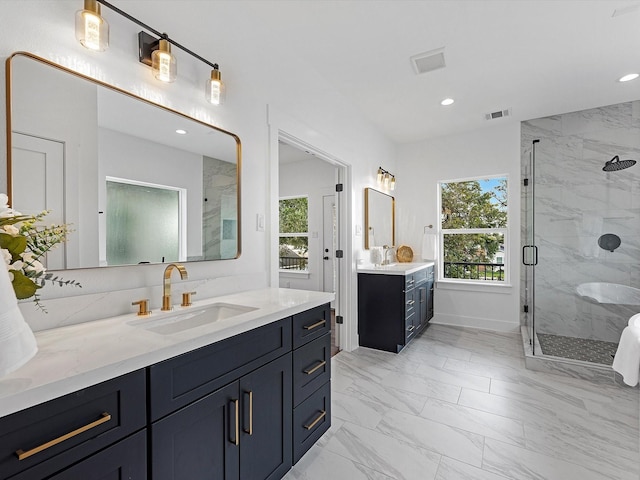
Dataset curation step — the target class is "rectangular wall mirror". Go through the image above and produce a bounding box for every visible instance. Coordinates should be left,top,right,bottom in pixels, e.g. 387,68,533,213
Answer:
364,187,395,249
7,52,241,269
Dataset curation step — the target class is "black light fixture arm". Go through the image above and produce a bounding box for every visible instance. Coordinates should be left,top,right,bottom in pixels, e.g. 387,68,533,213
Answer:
95,0,219,69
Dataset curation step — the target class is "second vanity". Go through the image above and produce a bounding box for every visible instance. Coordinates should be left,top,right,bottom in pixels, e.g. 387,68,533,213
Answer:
358,262,434,353
0,288,333,480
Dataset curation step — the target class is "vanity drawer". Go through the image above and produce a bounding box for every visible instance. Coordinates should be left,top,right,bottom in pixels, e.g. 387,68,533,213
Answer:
405,289,416,315
404,273,416,291
0,370,145,480
292,304,331,348
293,381,331,464
149,317,292,421
293,333,331,407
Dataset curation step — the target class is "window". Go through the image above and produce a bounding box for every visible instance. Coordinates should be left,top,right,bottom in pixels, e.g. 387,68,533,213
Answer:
279,196,309,272
439,176,508,283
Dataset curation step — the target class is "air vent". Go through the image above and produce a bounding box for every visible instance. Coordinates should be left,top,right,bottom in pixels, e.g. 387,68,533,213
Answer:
485,108,511,121
410,47,446,75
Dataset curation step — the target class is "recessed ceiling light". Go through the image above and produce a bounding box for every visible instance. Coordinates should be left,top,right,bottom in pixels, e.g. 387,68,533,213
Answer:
441,98,454,106
618,73,639,82
175,129,188,134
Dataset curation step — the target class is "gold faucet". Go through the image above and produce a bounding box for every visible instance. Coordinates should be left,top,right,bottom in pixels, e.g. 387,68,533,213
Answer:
162,263,188,311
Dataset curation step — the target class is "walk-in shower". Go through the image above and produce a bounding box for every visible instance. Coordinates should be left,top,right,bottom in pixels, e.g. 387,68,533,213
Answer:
521,101,640,368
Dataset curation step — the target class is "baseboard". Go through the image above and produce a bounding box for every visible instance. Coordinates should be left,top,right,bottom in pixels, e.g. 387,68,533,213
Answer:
430,313,519,333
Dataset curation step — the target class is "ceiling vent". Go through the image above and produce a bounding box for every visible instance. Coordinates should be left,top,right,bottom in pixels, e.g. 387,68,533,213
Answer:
410,47,446,75
485,108,511,121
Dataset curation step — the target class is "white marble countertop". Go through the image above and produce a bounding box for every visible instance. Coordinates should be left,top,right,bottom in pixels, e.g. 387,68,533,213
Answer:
0,288,334,418
357,261,434,275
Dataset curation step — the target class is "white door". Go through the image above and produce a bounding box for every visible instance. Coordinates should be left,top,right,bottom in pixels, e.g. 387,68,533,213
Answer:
322,195,336,295
11,132,65,270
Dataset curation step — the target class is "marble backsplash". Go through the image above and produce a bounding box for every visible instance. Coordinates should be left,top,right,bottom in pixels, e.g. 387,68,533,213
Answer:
521,100,640,343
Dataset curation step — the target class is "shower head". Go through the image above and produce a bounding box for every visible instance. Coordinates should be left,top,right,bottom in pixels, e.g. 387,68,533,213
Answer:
603,155,637,172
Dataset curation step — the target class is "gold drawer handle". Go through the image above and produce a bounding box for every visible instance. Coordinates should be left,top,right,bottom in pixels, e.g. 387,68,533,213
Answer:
304,360,327,375
16,412,112,461
304,410,326,430
303,319,326,331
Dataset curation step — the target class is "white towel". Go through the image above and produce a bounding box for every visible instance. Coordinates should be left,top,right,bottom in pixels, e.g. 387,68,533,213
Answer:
612,326,640,386
628,313,640,327
421,233,437,261
0,268,38,377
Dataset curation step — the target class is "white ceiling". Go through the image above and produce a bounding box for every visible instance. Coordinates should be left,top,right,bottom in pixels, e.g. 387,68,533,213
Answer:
122,1,640,144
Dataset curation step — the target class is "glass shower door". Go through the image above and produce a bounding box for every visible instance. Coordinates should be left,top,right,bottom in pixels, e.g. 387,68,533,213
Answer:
522,140,539,354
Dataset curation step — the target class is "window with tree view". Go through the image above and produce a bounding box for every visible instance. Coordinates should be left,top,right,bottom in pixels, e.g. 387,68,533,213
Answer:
440,177,507,282
279,196,309,272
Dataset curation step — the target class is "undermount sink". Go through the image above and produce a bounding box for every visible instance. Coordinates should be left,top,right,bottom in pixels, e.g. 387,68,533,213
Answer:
128,302,258,335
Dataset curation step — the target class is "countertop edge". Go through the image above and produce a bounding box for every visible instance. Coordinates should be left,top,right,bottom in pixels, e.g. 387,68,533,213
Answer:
357,261,434,275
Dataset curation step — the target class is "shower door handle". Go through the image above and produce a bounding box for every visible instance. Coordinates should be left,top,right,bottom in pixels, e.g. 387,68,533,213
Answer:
522,245,538,266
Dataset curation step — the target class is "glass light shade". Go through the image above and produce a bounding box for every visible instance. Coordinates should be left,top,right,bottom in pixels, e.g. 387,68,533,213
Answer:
206,67,225,105
75,0,109,51
152,39,177,83
390,176,396,191
376,168,384,184
383,173,390,188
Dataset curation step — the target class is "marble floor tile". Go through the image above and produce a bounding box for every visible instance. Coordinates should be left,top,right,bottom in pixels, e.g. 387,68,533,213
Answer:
482,437,636,480
376,408,485,467
378,369,462,404
323,421,442,480
282,445,394,480
435,457,511,480
419,397,526,447
341,376,428,416
332,390,386,430
412,361,491,392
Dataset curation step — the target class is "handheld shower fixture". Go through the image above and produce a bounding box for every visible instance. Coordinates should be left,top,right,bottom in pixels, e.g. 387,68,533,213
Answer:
603,155,636,172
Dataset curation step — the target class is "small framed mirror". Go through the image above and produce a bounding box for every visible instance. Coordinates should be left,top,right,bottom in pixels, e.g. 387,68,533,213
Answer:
364,188,395,249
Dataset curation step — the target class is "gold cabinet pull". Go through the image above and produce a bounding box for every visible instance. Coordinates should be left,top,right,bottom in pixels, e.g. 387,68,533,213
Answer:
304,410,326,430
303,319,326,331
16,412,112,461
243,391,253,435
304,360,327,375
230,399,240,446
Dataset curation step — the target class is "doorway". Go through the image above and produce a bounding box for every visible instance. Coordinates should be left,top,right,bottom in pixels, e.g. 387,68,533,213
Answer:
278,140,344,356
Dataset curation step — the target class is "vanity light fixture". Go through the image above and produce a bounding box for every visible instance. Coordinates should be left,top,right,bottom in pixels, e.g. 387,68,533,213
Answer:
75,0,109,51
76,1,224,102
376,167,396,191
618,73,639,82
206,65,225,105
151,36,177,83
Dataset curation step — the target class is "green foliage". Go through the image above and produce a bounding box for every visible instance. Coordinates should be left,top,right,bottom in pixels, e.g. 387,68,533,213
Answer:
279,197,308,253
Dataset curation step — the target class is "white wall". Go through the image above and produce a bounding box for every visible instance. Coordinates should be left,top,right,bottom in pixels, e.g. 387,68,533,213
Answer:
1,2,395,345
279,157,335,291
396,122,521,332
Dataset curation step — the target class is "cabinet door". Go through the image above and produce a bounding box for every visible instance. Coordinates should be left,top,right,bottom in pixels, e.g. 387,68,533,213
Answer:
417,285,427,331
239,354,292,480
151,382,240,480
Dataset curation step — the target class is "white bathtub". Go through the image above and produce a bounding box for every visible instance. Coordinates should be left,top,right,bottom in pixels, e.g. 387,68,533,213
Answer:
576,282,640,306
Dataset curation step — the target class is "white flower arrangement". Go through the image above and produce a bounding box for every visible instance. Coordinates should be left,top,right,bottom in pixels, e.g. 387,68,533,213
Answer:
0,193,80,310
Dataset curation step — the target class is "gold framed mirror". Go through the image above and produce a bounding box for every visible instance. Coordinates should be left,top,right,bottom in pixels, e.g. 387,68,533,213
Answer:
364,187,395,249
6,52,241,269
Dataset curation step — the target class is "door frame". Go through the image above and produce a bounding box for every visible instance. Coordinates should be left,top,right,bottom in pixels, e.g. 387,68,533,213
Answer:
271,130,352,352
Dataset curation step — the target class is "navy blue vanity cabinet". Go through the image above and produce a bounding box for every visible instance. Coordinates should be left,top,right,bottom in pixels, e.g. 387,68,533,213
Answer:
358,265,433,353
291,304,331,464
148,317,293,480
0,370,146,480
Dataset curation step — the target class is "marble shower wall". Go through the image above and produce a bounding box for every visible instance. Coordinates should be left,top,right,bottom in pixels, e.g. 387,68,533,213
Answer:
521,101,640,343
